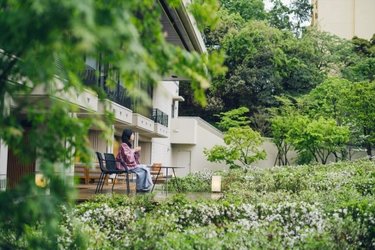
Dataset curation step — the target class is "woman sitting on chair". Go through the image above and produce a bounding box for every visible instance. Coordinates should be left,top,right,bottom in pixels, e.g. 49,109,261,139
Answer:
116,129,153,193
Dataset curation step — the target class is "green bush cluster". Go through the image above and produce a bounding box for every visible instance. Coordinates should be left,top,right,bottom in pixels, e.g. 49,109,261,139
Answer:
168,169,215,192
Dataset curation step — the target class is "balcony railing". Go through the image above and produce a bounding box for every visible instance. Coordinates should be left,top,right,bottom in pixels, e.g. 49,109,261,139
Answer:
79,65,98,87
79,64,159,119
104,81,132,108
152,108,168,127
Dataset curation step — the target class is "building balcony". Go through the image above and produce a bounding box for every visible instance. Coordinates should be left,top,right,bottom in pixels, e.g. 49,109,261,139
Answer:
153,123,169,137
79,65,170,138
142,122,169,138
130,113,154,133
97,100,133,127
79,64,98,87
152,108,168,127
104,81,132,109
30,77,98,112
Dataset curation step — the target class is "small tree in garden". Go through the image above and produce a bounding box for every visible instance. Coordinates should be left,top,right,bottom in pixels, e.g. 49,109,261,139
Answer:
215,106,250,131
269,115,294,166
268,95,303,166
291,116,350,164
205,107,266,168
343,81,375,157
204,126,266,168
306,77,352,161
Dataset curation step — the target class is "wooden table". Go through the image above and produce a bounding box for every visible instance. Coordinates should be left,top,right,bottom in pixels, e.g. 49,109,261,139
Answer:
148,166,184,195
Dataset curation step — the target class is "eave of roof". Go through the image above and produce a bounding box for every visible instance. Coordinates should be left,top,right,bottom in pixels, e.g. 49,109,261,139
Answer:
159,0,206,54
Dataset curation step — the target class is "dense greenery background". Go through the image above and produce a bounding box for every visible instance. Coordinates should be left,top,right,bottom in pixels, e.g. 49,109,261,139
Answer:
180,0,375,139
1,0,375,248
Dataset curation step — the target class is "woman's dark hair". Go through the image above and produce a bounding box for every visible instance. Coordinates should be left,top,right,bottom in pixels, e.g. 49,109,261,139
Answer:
121,129,134,148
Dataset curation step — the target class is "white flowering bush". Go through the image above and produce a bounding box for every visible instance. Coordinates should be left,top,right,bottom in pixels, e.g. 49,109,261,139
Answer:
43,157,375,248
169,168,215,192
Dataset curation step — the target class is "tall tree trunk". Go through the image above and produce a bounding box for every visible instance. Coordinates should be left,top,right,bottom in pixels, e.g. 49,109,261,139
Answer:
366,142,372,157
333,152,339,162
364,127,372,157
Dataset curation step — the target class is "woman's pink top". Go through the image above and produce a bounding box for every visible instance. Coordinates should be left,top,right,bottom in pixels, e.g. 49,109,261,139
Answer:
116,143,137,170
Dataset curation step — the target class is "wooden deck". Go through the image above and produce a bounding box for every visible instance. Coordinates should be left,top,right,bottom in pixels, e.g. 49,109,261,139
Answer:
76,182,135,202
76,180,181,202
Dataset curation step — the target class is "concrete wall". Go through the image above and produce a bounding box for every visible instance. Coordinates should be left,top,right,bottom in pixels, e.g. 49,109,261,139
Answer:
256,140,373,168
171,117,227,177
170,118,198,144
250,139,297,168
312,0,375,39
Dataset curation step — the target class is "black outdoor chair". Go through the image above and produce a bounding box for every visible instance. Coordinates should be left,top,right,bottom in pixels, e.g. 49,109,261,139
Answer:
95,152,129,194
103,153,131,195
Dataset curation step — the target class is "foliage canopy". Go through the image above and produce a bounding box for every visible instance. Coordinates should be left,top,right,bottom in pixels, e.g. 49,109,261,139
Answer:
0,0,223,247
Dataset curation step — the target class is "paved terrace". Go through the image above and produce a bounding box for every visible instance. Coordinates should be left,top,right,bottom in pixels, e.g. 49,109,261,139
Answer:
76,182,222,202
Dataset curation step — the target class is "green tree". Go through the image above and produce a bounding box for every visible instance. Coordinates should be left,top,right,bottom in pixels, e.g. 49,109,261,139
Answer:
204,108,266,168
267,0,312,36
302,28,359,77
203,9,246,53
0,0,223,248
204,126,266,168
288,0,312,35
267,0,292,31
215,106,250,131
306,77,365,160
268,96,302,166
291,116,350,164
219,0,267,21
343,34,375,82
217,21,321,118
180,20,325,133
343,81,375,156
306,77,351,123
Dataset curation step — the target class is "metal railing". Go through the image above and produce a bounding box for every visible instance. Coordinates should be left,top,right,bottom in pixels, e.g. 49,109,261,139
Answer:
79,65,98,87
152,108,168,127
104,81,132,108
79,64,167,124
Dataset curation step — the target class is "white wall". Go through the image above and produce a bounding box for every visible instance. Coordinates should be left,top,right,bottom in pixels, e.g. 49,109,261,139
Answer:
250,140,297,168
150,81,180,167
257,140,374,168
171,117,227,176
170,118,197,144
313,0,375,39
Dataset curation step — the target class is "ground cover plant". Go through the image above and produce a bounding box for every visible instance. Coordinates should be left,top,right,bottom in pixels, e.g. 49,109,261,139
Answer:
3,158,375,249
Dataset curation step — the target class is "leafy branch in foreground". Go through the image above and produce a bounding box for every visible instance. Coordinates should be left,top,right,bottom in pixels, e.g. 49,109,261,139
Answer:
0,0,223,248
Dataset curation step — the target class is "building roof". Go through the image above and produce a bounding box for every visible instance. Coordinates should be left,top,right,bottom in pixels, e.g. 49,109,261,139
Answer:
159,0,207,81
159,0,206,53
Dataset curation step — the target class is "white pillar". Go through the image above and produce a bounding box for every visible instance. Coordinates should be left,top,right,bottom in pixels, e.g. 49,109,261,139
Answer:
134,132,139,148
63,112,77,185
106,125,115,153
0,140,8,191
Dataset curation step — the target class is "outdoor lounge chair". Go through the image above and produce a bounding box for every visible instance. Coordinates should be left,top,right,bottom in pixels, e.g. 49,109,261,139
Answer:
95,152,129,194
103,153,131,195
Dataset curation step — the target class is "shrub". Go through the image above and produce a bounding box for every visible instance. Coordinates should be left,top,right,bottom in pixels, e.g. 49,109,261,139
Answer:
46,157,375,248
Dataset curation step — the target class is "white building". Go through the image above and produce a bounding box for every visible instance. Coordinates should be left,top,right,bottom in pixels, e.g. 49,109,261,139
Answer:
311,0,375,39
